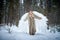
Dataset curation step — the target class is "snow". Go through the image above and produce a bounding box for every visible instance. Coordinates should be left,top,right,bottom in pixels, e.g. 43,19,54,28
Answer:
0,11,60,40
0,30,60,40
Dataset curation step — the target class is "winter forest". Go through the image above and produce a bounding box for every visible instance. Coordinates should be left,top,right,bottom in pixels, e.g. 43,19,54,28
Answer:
0,0,60,40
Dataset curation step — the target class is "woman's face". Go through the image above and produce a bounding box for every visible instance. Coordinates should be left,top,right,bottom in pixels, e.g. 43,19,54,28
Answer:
29,11,34,17
29,11,33,15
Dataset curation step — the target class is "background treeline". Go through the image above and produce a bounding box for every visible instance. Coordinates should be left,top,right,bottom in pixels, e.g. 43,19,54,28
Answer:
0,0,60,27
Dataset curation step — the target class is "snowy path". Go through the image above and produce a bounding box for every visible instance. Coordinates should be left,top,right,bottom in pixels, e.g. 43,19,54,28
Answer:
0,30,60,40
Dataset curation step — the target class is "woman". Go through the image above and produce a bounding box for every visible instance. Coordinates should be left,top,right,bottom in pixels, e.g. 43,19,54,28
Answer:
24,10,41,35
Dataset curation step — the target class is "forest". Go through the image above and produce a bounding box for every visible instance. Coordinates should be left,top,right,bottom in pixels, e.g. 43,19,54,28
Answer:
0,0,60,32
0,0,60,40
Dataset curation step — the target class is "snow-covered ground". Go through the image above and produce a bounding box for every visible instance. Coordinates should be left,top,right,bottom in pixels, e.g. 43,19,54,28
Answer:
0,11,60,40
